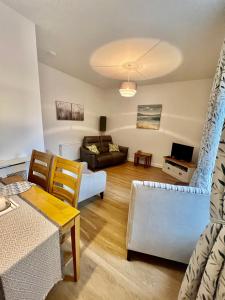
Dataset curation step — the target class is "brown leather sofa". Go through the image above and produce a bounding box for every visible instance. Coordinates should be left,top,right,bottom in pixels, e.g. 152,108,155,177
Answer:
80,136,128,170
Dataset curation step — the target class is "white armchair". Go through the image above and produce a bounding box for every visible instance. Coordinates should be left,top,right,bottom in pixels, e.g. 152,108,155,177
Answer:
126,181,210,264
78,162,107,203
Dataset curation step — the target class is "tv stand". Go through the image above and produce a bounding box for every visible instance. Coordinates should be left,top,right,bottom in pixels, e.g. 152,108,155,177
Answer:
162,156,197,183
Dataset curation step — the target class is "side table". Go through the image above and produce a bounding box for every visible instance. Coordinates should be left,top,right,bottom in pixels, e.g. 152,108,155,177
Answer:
134,151,152,168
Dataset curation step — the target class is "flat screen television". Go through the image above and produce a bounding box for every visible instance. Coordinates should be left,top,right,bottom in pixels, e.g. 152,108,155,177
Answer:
171,143,194,162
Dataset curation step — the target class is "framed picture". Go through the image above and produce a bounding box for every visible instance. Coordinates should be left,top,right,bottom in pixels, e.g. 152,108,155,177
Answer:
55,101,72,120
55,101,84,121
137,104,162,129
72,103,84,121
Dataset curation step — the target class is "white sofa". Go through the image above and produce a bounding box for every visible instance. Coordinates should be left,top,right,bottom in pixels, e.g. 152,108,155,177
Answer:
78,162,107,203
126,181,210,264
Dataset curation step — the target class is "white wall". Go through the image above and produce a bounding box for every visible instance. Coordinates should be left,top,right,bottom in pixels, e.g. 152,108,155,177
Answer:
0,2,44,161
106,79,212,167
39,63,211,166
0,2,213,169
39,63,106,159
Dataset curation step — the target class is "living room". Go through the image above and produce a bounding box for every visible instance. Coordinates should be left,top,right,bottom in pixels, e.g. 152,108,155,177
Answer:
0,1,225,300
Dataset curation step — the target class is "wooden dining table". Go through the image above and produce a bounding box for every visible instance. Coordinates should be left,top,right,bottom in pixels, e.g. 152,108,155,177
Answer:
1,175,81,282
21,185,81,281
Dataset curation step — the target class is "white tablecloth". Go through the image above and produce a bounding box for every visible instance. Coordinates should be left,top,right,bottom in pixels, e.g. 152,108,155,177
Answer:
0,187,62,300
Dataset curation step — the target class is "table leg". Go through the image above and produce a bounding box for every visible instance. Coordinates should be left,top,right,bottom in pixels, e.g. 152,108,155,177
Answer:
144,157,147,168
147,157,150,168
71,215,80,281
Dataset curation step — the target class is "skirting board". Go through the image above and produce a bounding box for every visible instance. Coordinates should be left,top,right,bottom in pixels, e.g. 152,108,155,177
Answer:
127,157,162,168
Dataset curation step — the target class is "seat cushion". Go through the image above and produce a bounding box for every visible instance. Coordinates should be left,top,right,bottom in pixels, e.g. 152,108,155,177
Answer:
111,152,126,164
96,153,113,167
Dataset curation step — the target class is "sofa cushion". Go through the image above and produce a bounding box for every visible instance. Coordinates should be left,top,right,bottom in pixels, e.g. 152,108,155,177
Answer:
83,136,101,151
109,143,120,152
96,153,113,167
100,135,113,153
111,151,126,163
86,144,100,154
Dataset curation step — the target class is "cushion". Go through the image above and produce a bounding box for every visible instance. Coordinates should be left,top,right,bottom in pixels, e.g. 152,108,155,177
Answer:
96,153,113,163
111,152,126,162
86,144,100,154
101,143,109,153
83,136,101,151
100,136,112,153
96,153,113,167
109,143,120,152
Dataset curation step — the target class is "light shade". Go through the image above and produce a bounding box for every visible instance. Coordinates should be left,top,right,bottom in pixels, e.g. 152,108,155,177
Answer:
119,81,137,97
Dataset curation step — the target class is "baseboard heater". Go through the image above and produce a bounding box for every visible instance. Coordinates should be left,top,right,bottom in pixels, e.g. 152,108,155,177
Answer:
0,157,29,178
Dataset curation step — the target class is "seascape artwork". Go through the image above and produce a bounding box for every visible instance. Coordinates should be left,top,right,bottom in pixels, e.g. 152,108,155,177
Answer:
56,101,84,121
136,104,162,129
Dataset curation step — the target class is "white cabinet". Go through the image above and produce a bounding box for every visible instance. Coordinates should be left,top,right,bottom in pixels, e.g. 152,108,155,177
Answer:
162,156,196,183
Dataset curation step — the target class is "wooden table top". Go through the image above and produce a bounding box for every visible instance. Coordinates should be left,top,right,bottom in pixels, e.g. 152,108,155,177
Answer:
164,156,196,168
135,151,152,157
21,186,79,228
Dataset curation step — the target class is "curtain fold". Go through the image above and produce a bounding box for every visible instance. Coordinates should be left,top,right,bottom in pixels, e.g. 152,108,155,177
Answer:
190,40,225,192
179,39,225,299
178,155,225,299
179,125,225,299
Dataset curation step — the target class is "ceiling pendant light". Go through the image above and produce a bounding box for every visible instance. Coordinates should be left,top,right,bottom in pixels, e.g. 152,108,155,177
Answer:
119,68,137,97
119,81,137,97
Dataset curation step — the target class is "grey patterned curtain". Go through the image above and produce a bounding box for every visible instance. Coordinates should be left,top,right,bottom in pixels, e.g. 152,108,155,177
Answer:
179,41,225,299
190,40,225,192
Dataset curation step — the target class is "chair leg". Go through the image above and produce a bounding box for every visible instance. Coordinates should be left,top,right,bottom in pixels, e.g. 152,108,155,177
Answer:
127,249,132,261
71,215,80,281
100,192,104,199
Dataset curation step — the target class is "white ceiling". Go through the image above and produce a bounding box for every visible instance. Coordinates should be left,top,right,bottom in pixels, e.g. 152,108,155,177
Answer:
1,0,225,88
90,38,183,81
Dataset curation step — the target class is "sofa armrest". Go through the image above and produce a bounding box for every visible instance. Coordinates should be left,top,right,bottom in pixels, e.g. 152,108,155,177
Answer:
126,180,210,263
80,147,97,170
79,170,107,202
119,145,128,156
132,180,208,195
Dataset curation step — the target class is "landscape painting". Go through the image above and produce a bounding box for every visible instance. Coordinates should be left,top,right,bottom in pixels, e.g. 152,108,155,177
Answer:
136,104,162,129
56,101,84,121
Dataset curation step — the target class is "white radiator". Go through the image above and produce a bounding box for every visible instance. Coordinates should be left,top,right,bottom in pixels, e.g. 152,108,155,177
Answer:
0,157,29,178
59,142,81,161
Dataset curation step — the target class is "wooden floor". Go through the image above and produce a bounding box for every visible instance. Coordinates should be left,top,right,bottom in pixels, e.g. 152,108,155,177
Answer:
47,162,186,300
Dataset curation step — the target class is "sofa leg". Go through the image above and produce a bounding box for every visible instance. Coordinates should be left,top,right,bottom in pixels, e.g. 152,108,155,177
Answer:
100,192,104,199
127,250,132,261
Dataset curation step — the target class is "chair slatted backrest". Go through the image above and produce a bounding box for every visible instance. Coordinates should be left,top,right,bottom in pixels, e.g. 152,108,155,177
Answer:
49,156,83,208
28,150,53,191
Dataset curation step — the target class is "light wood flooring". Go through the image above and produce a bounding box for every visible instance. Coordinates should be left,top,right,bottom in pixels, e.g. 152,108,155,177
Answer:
47,162,186,300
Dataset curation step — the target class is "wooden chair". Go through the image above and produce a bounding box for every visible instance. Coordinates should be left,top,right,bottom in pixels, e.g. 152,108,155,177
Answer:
49,156,83,208
28,150,53,191
48,156,83,281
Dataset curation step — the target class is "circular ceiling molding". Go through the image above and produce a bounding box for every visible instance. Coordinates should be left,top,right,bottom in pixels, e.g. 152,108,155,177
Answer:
90,38,182,81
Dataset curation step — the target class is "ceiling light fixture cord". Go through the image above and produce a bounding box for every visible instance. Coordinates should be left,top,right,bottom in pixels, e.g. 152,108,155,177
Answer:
136,40,161,62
